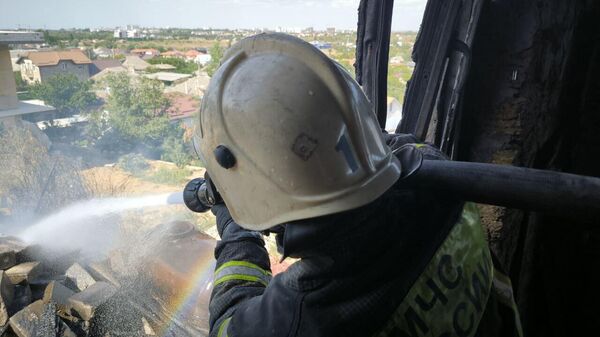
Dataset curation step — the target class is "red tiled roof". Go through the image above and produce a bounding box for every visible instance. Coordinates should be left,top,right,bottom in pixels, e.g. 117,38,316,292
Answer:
185,50,201,58
166,93,200,120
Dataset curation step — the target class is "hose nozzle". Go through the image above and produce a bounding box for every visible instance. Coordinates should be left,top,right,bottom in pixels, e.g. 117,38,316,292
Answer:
183,174,223,213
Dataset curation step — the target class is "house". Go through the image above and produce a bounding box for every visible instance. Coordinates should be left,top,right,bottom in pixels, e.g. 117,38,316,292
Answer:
161,50,185,59
130,48,160,58
0,31,54,127
93,47,113,59
17,50,92,84
184,50,201,61
195,54,212,66
164,72,211,98
90,65,129,82
9,49,39,71
89,59,122,76
150,63,176,71
122,55,151,72
166,93,200,128
143,72,192,86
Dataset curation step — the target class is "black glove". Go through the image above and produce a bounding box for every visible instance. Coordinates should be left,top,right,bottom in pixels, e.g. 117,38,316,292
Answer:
385,133,448,180
203,172,224,206
211,204,263,242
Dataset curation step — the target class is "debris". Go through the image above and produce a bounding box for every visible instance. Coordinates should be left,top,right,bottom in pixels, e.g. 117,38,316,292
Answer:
0,271,15,325
43,281,74,312
57,320,77,337
9,284,32,316
68,281,117,321
8,300,56,337
0,247,16,270
0,236,27,269
108,250,132,279
142,316,156,335
87,260,121,288
0,219,216,336
142,317,156,336
64,263,95,292
15,245,42,264
5,262,42,285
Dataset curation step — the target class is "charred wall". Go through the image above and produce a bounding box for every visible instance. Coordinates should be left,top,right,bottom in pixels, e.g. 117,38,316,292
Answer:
458,0,600,335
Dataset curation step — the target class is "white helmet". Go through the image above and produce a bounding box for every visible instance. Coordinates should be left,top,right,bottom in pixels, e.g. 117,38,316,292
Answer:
196,33,400,230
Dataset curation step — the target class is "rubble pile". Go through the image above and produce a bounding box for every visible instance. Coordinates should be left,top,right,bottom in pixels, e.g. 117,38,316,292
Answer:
0,220,216,337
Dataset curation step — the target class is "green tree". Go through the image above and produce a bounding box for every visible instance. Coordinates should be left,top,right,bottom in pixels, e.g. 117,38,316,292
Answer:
104,72,171,142
161,135,192,168
206,42,224,76
29,74,96,115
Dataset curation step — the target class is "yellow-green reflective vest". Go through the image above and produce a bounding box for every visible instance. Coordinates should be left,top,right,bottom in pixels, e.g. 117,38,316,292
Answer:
374,203,520,337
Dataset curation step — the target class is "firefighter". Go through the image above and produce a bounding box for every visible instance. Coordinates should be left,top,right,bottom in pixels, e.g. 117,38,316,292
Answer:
195,33,522,337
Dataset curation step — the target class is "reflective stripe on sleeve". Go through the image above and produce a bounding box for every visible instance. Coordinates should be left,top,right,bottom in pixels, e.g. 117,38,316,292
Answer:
214,261,272,287
217,317,231,337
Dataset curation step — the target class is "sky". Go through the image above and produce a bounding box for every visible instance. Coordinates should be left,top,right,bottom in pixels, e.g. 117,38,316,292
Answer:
0,0,427,31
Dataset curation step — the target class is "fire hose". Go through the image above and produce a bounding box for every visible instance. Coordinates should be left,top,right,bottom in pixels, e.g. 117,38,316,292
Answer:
183,147,600,220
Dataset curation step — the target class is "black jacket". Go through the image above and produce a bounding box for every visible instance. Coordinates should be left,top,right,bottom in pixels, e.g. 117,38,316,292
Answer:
208,138,520,337
208,173,466,336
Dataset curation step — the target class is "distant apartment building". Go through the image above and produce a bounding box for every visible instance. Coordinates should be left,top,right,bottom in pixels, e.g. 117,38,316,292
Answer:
113,29,127,39
17,50,92,84
114,25,144,39
127,29,141,39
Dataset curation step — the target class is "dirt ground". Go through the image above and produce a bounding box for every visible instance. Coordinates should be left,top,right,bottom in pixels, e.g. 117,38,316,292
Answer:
82,160,204,196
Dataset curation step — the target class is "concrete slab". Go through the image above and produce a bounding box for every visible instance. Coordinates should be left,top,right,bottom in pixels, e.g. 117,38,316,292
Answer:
68,282,117,321
0,271,15,325
9,300,56,337
5,262,41,284
87,260,121,288
64,263,95,292
43,281,74,313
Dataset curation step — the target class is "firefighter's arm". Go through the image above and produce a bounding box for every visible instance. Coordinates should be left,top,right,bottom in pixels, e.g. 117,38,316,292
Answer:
209,204,272,337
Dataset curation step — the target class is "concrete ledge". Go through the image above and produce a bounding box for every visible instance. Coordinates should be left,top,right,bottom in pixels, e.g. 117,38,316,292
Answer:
0,101,55,119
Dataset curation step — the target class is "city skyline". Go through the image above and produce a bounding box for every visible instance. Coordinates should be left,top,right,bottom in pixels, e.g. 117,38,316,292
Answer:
1,0,427,31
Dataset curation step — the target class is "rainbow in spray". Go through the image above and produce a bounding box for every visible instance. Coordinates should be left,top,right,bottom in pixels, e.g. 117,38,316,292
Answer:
150,235,217,337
